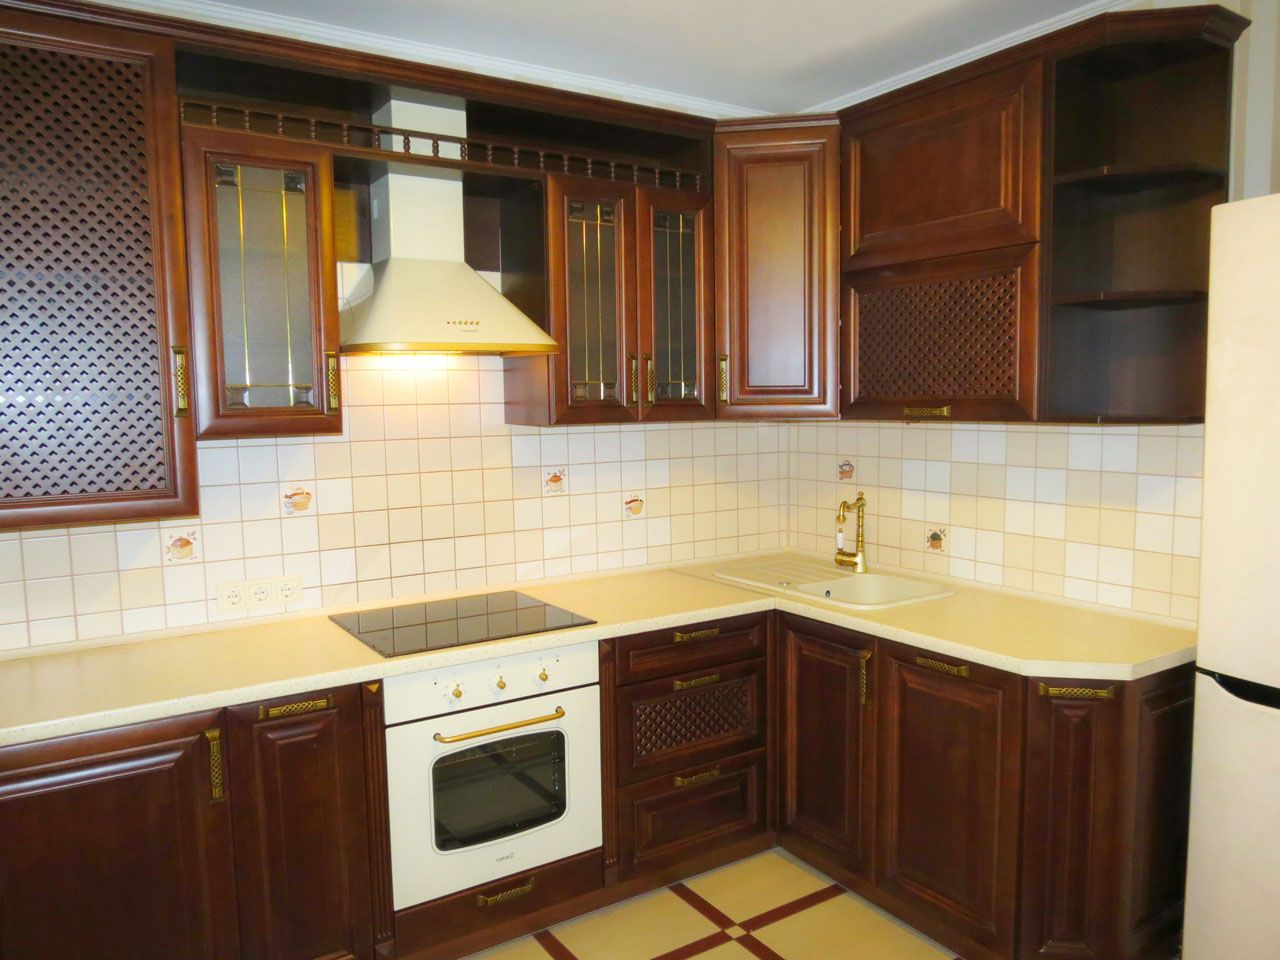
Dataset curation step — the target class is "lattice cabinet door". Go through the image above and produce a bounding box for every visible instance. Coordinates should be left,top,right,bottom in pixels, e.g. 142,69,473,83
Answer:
0,11,197,527
842,243,1040,422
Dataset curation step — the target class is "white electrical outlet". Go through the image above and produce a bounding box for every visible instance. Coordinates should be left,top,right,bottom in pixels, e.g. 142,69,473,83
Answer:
217,582,246,613
247,579,275,608
275,576,302,605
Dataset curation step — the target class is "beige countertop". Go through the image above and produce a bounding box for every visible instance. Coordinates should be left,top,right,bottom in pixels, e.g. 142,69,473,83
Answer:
0,553,1196,747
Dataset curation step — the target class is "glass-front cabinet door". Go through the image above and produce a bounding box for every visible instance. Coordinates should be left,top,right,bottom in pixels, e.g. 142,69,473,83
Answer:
546,175,637,423
182,128,341,437
635,186,714,420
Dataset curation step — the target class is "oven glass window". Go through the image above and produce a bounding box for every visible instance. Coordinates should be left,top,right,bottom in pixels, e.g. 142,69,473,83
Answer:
432,730,568,851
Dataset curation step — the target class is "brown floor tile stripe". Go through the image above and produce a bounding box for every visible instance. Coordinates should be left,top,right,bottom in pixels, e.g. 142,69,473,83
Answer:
651,931,733,960
734,934,789,960
669,883,738,930
741,883,844,932
533,929,578,960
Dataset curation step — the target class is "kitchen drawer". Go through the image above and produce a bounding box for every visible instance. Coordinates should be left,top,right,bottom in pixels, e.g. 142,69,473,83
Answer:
619,749,767,879
615,612,767,685
617,657,767,784
393,849,603,951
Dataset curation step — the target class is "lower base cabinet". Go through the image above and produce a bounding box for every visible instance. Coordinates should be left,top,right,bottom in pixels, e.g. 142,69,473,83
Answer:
0,711,240,960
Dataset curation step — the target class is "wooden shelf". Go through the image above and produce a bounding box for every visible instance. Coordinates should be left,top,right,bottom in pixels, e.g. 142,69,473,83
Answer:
1050,290,1207,310
1053,162,1226,192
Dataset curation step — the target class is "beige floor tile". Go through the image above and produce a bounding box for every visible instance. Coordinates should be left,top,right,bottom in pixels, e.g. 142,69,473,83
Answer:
753,892,951,960
460,935,551,960
691,941,761,959
684,850,830,922
551,888,720,960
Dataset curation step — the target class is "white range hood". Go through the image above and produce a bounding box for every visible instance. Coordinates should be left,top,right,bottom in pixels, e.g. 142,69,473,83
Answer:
338,92,557,356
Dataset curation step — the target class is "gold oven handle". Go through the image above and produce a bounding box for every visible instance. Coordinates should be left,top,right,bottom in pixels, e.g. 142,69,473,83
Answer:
433,706,566,744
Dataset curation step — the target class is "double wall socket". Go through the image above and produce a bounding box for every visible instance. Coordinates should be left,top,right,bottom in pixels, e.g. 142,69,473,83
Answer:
217,576,303,614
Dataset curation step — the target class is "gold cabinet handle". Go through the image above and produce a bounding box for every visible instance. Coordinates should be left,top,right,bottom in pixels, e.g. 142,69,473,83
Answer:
628,354,639,404
434,706,565,744
903,405,951,418
675,767,721,789
644,353,655,404
858,651,872,707
172,345,190,416
204,728,225,803
258,695,333,720
673,626,720,644
326,352,341,409
915,656,970,678
718,355,729,402
1038,683,1116,700
673,672,720,692
477,876,535,907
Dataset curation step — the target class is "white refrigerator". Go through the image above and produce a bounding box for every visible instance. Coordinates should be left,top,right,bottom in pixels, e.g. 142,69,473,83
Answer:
1182,191,1280,958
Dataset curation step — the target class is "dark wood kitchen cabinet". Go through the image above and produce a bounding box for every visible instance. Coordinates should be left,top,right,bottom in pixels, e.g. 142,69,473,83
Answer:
182,126,343,438
1020,666,1195,960
504,176,715,425
0,10,198,528
0,710,239,960
714,117,840,419
227,685,375,960
778,615,876,880
876,640,1025,960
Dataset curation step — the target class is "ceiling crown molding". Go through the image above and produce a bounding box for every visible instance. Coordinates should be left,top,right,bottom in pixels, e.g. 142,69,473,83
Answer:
802,0,1138,114
83,0,767,119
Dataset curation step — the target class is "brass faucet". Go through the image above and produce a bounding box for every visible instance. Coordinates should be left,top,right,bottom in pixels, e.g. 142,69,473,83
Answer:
835,493,868,573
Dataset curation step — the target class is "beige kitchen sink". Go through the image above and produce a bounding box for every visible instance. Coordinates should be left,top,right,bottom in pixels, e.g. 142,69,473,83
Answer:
716,556,953,610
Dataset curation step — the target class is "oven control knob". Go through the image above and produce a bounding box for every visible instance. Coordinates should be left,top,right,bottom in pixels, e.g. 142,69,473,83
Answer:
494,676,508,692
537,669,549,683
451,685,463,700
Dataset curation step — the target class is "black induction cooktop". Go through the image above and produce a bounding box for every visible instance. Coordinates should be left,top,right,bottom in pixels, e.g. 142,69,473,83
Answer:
329,591,595,658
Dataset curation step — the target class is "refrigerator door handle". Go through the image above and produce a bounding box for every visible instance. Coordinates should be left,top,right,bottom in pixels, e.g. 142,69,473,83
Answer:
1196,667,1280,709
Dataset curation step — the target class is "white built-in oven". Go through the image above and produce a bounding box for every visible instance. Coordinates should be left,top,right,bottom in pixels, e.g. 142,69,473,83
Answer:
383,643,601,909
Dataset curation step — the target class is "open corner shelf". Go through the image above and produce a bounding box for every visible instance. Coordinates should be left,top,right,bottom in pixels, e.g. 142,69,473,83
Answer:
1050,290,1207,310
1052,162,1227,192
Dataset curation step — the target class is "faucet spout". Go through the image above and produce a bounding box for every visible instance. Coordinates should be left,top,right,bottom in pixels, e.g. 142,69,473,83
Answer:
835,493,868,573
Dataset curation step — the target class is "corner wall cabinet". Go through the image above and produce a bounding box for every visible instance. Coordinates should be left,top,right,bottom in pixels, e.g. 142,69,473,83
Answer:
182,126,343,437
503,174,715,426
714,117,841,419
0,11,197,528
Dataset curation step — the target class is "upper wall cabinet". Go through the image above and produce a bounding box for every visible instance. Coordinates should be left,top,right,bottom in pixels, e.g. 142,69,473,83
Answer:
844,60,1043,271
0,11,197,528
714,118,840,419
503,174,715,426
182,127,342,437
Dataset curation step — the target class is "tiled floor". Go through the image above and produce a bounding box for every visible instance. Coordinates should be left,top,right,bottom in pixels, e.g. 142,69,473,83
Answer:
463,851,956,960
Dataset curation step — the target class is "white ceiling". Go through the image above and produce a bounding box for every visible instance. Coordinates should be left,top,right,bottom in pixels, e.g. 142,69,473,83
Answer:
106,0,1129,115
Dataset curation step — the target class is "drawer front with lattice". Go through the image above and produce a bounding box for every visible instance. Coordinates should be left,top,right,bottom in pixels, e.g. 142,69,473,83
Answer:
616,658,766,784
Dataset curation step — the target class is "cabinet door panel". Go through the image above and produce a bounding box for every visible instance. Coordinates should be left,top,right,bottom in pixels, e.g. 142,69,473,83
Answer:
845,59,1043,269
0,711,238,960
183,127,341,438
545,175,636,424
635,185,714,421
780,617,875,878
877,644,1023,957
715,120,840,418
228,686,373,960
0,12,197,527
843,244,1039,421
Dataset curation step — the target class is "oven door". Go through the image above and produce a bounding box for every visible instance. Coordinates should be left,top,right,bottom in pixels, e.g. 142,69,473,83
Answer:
385,684,602,909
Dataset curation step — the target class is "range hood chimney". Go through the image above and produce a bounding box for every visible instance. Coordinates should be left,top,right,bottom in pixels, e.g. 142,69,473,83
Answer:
337,91,557,356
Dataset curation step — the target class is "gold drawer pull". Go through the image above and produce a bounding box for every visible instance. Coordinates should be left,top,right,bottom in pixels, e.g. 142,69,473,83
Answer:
1038,683,1115,700
903,405,951,418
675,767,721,789
858,651,872,707
674,672,720,692
477,876,535,907
326,352,341,409
172,346,190,416
674,626,720,644
644,353,656,404
718,355,729,402
916,656,970,678
204,728,225,803
259,695,333,720
434,706,565,744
